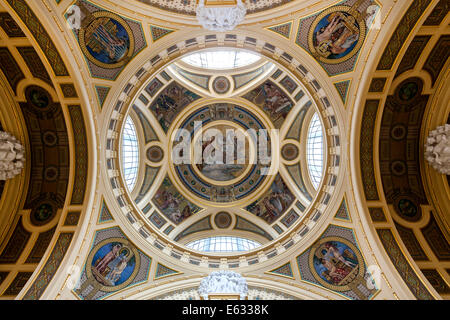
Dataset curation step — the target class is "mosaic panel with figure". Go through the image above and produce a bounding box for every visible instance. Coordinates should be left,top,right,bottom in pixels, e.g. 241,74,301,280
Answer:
241,80,294,129
149,82,201,132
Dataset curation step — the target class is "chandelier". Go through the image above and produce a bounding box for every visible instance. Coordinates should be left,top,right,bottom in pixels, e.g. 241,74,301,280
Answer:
425,124,450,175
196,0,247,32
198,271,248,300
0,131,25,180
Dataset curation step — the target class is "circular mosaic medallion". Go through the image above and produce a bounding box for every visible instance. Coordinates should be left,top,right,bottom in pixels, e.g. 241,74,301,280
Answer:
398,81,419,102
31,201,57,226
84,238,140,292
212,76,231,94
393,195,422,222
281,143,299,161
214,212,232,229
147,145,164,163
169,103,275,205
308,237,364,292
308,6,367,65
394,78,423,105
78,11,134,69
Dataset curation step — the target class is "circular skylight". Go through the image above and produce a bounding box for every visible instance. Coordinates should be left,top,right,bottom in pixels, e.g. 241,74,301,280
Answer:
186,236,261,253
307,113,324,189
122,116,139,191
181,49,261,70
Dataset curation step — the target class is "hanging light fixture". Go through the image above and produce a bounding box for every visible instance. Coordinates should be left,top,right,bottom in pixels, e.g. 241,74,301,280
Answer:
425,124,450,175
198,271,248,300
0,131,25,180
196,0,247,32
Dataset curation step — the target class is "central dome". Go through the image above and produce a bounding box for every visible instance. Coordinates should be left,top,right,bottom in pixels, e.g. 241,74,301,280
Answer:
113,47,332,256
167,102,275,207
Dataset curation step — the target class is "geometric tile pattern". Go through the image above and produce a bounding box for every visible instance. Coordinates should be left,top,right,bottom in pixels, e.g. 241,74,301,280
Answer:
95,85,111,109
98,200,114,224
23,232,74,300
268,262,295,279
334,198,351,221
150,25,175,42
376,228,435,300
6,0,69,76
154,263,181,280
377,0,433,70
266,22,292,39
334,80,351,105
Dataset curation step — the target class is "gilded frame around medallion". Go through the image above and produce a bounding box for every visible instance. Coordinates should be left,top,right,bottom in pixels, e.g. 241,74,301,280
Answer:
85,237,141,293
307,5,367,65
308,236,365,292
78,11,135,69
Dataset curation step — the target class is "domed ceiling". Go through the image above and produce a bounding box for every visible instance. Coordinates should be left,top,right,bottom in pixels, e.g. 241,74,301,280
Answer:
0,0,448,302
115,49,331,252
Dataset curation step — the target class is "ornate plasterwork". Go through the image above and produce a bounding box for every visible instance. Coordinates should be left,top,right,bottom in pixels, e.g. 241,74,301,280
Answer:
135,0,293,16
102,33,343,271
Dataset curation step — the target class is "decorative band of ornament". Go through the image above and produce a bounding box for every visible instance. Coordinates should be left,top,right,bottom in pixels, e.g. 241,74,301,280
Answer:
196,0,246,32
424,124,450,175
6,0,69,76
360,100,379,200
68,105,88,205
0,131,25,180
23,232,74,300
376,228,435,300
377,0,433,70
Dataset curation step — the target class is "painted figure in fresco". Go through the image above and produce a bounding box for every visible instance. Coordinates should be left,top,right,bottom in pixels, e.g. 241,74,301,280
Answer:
247,175,294,224
243,81,293,127
106,256,128,284
313,12,360,59
313,241,359,286
197,129,246,181
150,83,200,132
153,178,199,224
262,82,292,120
94,243,121,274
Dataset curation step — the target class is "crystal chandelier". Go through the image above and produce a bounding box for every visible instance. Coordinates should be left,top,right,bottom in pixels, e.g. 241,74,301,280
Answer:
196,0,247,32
198,271,248,300
0,131,25,180
425,124,450,175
